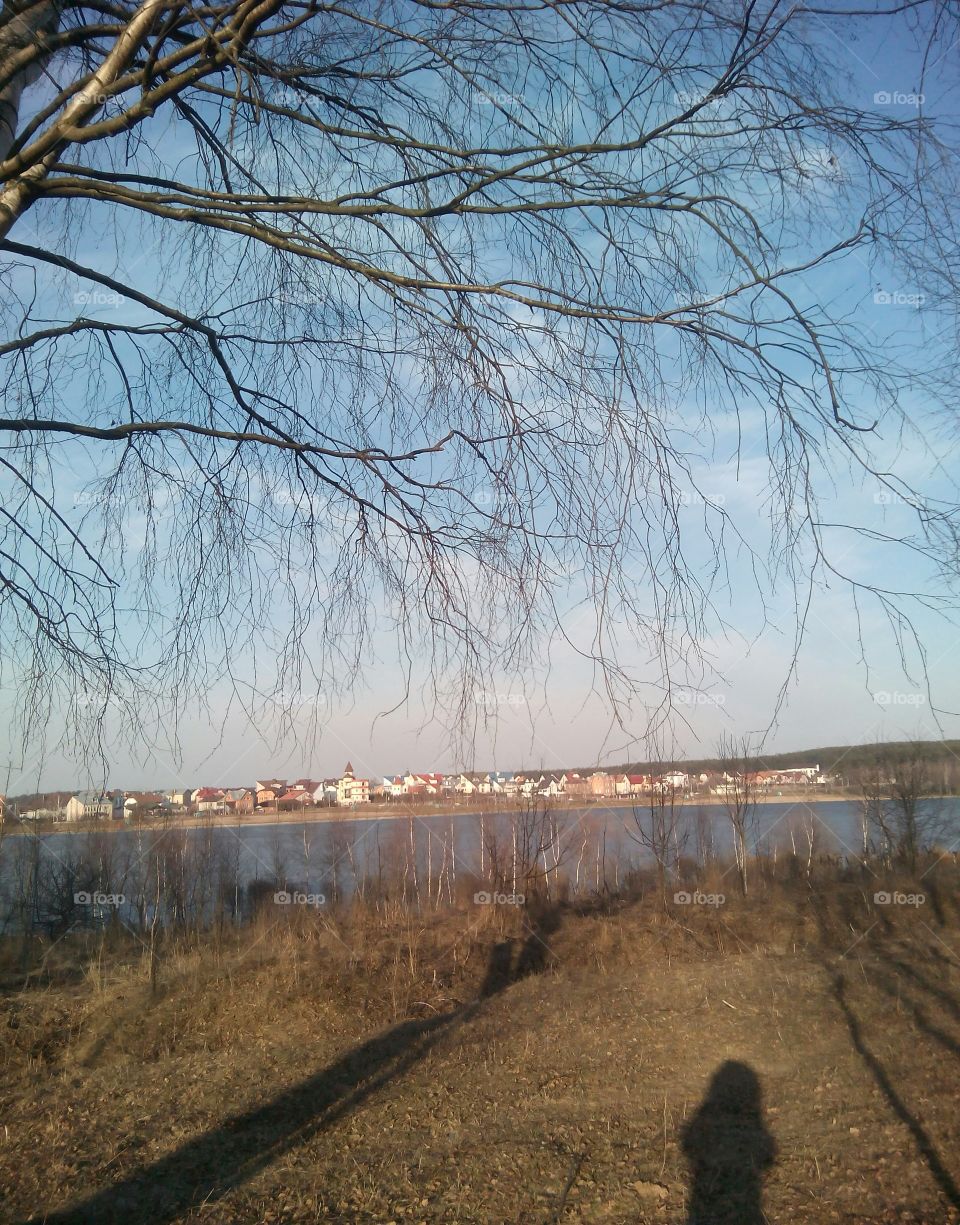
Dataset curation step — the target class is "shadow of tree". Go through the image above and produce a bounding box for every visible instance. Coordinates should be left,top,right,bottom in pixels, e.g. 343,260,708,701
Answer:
830,970,960,1211
27,906,564,1224
811,887,960,1211
868,941,960,1061
681,1060,775,1225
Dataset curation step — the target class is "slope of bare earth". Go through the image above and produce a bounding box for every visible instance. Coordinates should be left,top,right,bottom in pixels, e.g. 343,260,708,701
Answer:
1,883,959,1224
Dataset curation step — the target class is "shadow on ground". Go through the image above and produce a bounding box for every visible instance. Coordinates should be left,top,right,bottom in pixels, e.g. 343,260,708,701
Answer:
25,905,562,1224
830,969,960,1211
813,890,960,1213
681,1060,776,1225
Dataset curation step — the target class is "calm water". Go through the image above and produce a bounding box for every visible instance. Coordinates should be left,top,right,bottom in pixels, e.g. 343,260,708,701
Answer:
3,799,958,928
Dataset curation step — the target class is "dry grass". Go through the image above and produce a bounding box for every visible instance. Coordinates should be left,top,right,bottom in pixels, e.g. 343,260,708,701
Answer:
1,873,959,1223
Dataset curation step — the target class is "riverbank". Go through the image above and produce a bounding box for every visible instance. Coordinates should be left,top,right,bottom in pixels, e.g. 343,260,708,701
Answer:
0,789,868,837
3,881,959,1223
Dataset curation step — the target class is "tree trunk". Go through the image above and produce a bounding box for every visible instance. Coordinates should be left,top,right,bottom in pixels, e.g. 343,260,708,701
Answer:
0,0,61,163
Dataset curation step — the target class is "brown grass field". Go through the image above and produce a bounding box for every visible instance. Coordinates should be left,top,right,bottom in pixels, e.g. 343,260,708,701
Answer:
1,874,959,1223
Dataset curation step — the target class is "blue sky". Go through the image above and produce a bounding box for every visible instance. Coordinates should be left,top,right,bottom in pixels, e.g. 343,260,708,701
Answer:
2,3,959,794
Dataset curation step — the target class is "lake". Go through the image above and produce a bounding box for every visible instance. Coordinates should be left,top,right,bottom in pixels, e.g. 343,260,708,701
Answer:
3,799,958,930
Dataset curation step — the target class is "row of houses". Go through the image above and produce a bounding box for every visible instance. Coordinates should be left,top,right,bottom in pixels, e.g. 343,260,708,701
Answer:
41,761,828,821
741,765,824,788
451,770,689,797
52,766,636,819
48,763,373,821
180,762,372,814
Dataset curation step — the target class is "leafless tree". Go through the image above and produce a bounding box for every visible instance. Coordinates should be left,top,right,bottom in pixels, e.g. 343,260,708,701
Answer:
858,743,948,872
716,732,759,896
857,763,885,862
628,740,688,905
786,806,818,881
483,795,565,900
1,1,959,759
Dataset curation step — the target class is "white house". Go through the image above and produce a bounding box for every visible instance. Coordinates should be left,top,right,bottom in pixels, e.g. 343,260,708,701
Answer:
777,765,820,782
193,787,226,812
312,780,338,805
337,762,370,805
403,772,444,794
64,791,113,821
479,771,513,794
615,774,649,797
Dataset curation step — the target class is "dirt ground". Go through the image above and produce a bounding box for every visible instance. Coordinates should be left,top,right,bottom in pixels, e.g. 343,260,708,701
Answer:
1,885,958,1223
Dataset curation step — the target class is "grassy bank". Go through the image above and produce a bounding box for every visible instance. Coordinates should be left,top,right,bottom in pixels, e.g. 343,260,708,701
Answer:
2,861,959,1223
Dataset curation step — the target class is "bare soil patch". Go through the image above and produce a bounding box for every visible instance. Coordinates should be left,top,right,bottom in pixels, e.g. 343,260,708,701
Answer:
1,885,958,1223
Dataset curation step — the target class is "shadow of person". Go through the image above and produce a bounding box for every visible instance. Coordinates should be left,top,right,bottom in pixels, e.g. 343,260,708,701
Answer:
515,900,562,979
681,1060,775,1225
477,900,562,996
479,938,515,996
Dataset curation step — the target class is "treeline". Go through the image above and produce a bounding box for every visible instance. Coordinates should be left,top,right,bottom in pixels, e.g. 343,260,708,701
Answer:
576,739,960,785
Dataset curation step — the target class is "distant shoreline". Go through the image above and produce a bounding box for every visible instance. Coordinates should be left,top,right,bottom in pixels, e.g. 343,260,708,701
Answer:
5,788,935,838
